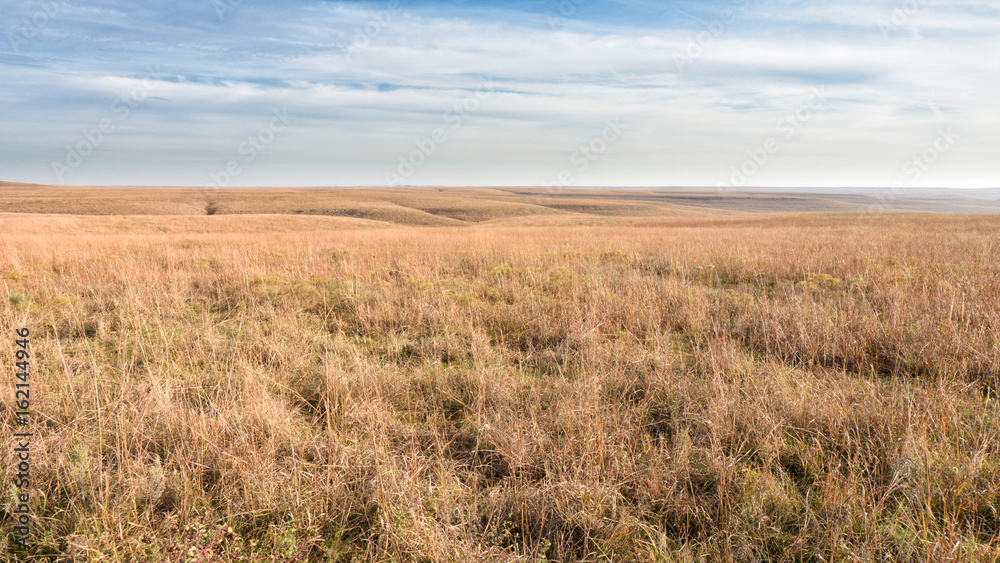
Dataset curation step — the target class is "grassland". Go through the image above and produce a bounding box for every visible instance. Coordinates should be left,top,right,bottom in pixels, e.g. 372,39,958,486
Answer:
1,187,999,561
4,183,1000,220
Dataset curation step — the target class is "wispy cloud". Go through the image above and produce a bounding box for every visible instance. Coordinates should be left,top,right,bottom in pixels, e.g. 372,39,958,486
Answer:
1,0,997,187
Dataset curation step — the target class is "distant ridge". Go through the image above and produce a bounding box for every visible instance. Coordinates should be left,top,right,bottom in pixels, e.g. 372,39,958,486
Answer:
2,185,1000,219
0,180,52,188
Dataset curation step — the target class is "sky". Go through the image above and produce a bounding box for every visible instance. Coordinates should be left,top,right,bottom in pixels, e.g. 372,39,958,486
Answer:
1,0,997,188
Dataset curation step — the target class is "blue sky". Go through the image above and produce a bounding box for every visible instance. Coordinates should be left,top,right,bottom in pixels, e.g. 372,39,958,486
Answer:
1,0,997,188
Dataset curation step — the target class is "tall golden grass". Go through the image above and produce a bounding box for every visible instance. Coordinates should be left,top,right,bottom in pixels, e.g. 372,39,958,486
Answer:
1,212,999,561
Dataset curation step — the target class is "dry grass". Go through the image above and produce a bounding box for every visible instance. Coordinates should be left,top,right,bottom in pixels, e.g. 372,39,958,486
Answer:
5,184,1000,220
0,186,714,223
1,207,999,562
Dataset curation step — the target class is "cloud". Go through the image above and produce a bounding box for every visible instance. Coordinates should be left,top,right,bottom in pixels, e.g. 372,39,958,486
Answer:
0,0,997,187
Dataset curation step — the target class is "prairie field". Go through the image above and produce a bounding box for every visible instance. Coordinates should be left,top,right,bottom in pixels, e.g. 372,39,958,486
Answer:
1,189,999,561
